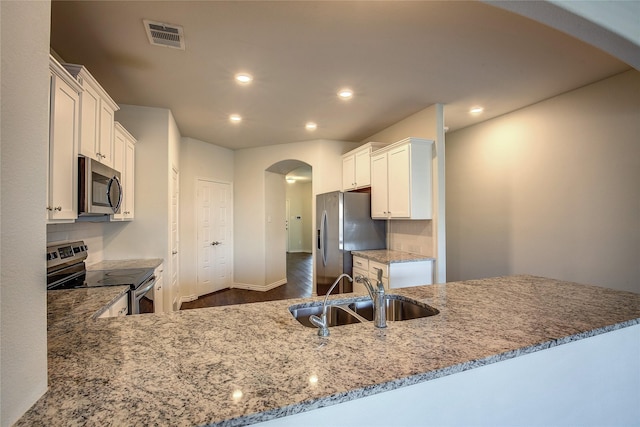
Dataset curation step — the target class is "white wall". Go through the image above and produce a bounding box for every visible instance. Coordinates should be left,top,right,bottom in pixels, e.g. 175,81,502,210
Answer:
179,137,234,298
446,70,640,293
363,104,447,282
47,222,106,266
0,1,50,425
103,105,177,311
286,181,313,253
265,171,287,287
234,139,358,288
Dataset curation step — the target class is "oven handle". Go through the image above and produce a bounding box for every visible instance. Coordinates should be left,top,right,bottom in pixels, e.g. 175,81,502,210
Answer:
134,275,156,298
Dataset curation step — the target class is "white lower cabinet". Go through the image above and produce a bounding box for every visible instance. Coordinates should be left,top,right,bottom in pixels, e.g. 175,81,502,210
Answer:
98,293,129,318
153,265,164,314
352,255,433,292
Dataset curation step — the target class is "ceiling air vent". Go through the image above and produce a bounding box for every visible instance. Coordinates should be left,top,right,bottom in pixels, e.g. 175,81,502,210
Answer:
144,19,185,50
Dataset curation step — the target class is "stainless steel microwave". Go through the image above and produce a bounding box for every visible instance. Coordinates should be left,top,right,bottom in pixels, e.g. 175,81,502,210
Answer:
78,156,122,216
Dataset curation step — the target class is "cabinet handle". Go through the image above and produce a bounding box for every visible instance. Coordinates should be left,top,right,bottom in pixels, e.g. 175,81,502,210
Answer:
54,206,62,211
172,250,178,255
46,206,53,211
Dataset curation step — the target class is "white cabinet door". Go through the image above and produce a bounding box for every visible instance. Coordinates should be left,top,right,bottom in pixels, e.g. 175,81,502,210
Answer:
154,265,164,314
354,148,372,188
98,102,116,167
387,144,411,218
123,138,135,218
113,122,136,221
342,143,388,192
342,154,356,191
98,293,129,318
352,266,369,293
48,61,81,222
370,138,433,220
62,63,119,167
370,152,389,218
77,81,101,161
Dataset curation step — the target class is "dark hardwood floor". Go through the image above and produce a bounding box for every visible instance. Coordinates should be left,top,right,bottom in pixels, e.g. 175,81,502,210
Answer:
180,252,313,310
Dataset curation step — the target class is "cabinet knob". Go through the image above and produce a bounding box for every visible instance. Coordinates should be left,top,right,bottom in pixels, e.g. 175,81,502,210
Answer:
211,241,222,246
172,250,178,255
46,206,53,211
54,206,62,211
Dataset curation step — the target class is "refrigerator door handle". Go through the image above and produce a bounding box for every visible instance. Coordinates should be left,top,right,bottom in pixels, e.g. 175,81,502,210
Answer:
320,210,328,266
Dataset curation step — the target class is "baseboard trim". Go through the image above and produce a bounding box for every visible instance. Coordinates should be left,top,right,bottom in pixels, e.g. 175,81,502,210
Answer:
178,294,198,310
233,278,287,292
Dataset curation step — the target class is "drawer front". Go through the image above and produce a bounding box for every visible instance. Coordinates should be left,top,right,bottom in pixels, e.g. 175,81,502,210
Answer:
369,260,389,278
352,256,368,270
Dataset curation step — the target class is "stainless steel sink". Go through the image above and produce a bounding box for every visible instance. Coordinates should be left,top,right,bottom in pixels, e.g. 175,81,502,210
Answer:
289,304,363,328
348,295,440,321
289,295,438,328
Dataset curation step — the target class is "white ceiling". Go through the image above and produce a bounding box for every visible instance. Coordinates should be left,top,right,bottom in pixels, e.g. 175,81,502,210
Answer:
50,1,632,150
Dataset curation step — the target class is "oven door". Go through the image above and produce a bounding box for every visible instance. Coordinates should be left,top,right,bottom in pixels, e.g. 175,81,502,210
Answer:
130,275,156,315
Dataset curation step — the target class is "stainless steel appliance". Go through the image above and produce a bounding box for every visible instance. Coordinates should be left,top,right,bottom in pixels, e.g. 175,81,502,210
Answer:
46,240,155,315
78,156,122,216
316,191,386,294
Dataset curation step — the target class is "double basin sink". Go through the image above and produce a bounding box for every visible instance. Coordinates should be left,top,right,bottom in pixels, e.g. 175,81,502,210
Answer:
289,294,439,328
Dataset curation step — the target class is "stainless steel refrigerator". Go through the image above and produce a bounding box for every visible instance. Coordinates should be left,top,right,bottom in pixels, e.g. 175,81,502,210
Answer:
316,191,386,294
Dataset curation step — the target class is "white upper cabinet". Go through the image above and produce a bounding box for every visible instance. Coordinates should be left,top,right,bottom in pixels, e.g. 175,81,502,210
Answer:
113,122,136,221
48,56,82,223
371,137,433,220
62,63,119,168
342,142,388,191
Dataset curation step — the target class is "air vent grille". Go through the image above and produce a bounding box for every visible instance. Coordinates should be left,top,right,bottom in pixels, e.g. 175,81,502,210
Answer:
144,20,185,50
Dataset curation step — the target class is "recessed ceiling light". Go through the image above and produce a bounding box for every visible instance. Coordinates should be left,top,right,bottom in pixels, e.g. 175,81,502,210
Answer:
229,114,242,123
235,73,253,84
337,88,354,100
469,106,484,114
305,122,317,131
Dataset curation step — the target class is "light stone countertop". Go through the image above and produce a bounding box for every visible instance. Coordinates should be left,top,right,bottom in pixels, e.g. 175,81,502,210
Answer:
87,258,164,270
352,249,435,264
19,275,640,426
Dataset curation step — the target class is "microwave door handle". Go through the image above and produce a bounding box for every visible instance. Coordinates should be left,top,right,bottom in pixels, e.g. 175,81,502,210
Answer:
107,176,123,212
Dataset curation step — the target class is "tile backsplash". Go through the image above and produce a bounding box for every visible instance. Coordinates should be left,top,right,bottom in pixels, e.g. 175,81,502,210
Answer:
388,220,434,256
47,222,105,266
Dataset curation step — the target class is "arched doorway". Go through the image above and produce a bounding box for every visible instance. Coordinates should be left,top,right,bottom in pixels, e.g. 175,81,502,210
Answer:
265,160,313,297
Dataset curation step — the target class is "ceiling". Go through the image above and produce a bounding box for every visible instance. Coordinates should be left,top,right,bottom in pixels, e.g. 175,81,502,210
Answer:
50,1,631,150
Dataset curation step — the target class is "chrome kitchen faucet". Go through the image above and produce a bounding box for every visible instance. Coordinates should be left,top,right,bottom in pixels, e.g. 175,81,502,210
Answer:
310,270,386,337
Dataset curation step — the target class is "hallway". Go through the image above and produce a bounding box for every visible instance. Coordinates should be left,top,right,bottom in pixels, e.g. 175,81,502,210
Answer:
180,252,313,309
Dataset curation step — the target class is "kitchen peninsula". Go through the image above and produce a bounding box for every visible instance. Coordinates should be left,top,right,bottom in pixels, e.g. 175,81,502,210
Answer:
19,275,640,426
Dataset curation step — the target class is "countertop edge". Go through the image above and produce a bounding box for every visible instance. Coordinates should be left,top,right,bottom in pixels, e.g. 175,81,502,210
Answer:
351,249,435,264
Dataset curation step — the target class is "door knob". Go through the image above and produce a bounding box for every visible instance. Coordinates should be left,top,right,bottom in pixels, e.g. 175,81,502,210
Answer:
211,241,222,246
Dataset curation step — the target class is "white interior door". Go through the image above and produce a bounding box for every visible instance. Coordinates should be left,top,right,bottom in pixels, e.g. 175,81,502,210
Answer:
197,179,232,296
170,168,179,311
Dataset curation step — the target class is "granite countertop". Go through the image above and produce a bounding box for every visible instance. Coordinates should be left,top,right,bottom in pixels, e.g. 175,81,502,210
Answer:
19,275,640,426
352,249,435,264
88,258,164,270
